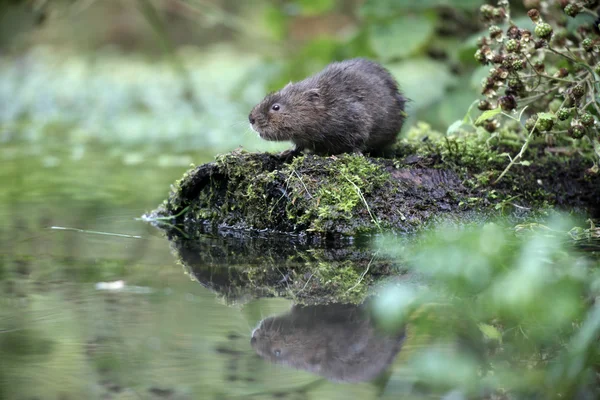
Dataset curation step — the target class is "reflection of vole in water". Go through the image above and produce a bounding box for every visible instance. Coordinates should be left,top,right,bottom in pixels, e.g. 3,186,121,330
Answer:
248,58,407,156
250,303,405,383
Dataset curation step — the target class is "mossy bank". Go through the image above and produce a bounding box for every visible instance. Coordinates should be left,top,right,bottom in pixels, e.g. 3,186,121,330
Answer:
149,129,600,241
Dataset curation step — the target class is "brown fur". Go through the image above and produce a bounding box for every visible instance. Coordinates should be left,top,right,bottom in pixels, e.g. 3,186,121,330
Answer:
249,58,407,156
250,303,405,383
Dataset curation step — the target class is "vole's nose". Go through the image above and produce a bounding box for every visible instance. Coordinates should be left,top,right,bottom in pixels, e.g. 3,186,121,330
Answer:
250,336,257,346
249,114,255,125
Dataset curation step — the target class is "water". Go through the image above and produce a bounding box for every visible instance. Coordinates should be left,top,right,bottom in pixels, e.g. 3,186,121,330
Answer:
0,49,414,399
0,130,415,400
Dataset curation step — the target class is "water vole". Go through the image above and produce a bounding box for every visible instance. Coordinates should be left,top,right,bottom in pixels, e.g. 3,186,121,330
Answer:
250,303,405,383
249,58,407,156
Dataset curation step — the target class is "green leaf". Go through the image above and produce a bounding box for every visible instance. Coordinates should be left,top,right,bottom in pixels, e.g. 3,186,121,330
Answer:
537,112,556,122
479,323,502,342
520,160,531,166
463,100,480,124
361,0,484,17
475,107,502,125
369,15,435,61
447,120,465,135
386,59,455,111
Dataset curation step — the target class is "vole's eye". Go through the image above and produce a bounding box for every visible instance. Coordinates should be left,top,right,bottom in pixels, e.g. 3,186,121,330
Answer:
273,349,281,357
271,104,281,111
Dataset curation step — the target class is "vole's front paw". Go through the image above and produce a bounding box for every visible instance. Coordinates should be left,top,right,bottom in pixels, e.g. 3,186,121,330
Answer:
279,148,301,162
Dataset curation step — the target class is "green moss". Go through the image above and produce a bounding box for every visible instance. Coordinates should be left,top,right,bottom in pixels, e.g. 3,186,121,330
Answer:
281,154,390,233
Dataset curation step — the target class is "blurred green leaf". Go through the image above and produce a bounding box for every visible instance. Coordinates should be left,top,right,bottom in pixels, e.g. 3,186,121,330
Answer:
386,59,455,111
263,5,289,40
537,112,556,122
295,0,336,15
369,15,435,61
475,107,502,125
361,0,485,18
372,283,417,333
423,85,479,130
447,119,466,135
478,323,502,342
411,348,479,392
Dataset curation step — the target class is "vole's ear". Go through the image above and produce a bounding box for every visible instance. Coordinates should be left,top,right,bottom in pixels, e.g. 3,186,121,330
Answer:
304,89,320,103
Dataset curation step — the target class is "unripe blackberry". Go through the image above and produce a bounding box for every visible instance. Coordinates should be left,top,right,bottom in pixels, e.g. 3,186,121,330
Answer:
505,39,520,52
581,113,595,126
475,49,487,64
528,9,541,23
480,4,495,19
571,84,585,98
557,108,571,121
564,3,582,17
512,59,525,71
535,22,553,39
582,38,594,52
499,95,517,111
478,99,493,111
507,77,524,92
568,124,586,139
525,115,538,131
537,115,554,132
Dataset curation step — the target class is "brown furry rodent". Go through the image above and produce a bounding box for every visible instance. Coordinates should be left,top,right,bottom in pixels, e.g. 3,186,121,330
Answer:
250,303,405,383
248,58,407,156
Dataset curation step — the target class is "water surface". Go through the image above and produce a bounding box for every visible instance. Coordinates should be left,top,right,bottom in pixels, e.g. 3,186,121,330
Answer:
0,137,413,399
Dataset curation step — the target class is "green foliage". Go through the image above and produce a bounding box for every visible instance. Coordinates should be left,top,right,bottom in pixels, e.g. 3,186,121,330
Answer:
369,15,436,61
374,217,600,398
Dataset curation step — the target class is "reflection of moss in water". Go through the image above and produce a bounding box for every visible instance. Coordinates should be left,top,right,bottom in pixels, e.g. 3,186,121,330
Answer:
171,233,385,305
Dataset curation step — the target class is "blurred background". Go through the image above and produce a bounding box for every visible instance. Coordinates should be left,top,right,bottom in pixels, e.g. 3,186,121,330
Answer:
0,0,510,157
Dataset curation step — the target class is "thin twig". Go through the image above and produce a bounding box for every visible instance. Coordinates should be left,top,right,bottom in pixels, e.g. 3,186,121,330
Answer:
494,117,540,184
342,175,382,232
347,252,377,293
